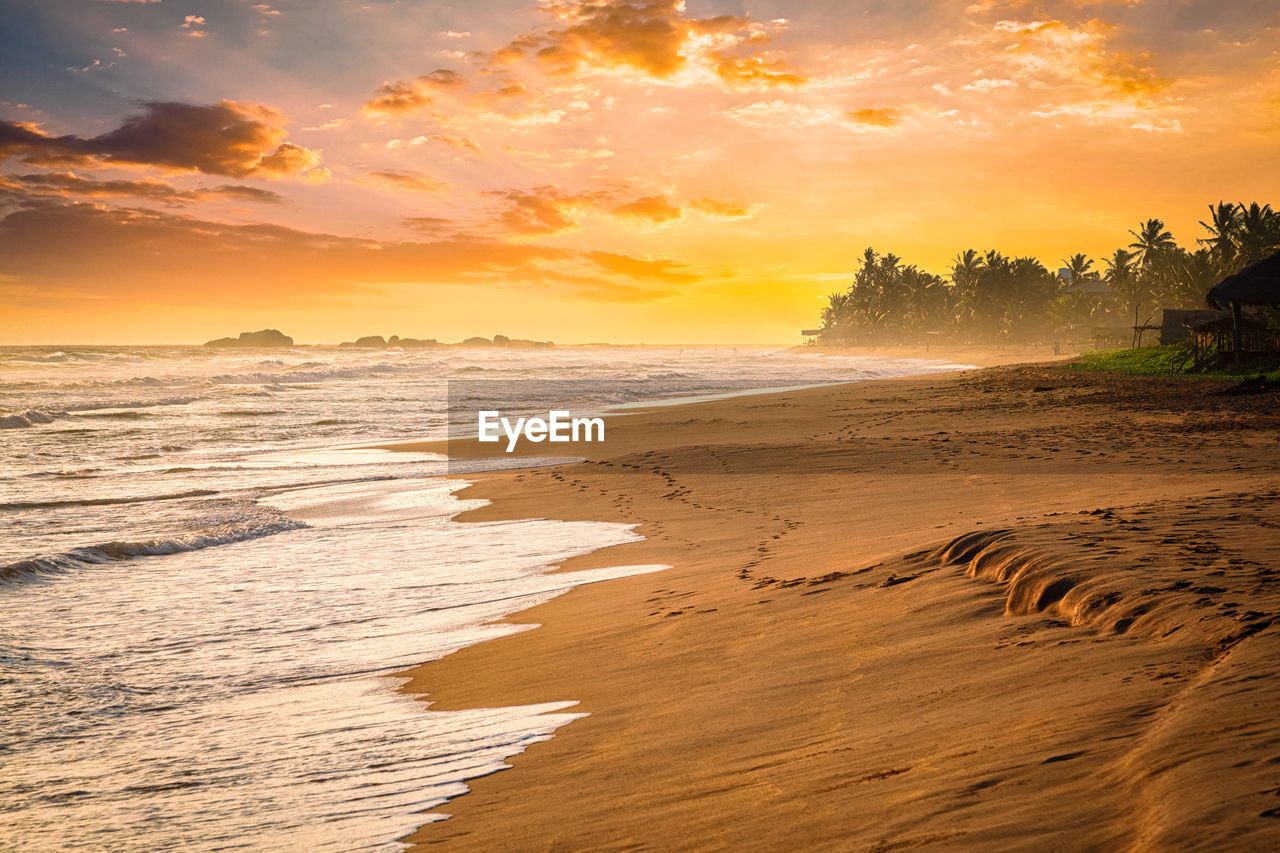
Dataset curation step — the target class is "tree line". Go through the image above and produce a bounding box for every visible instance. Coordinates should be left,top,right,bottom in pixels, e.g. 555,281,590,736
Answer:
818,201,1280,346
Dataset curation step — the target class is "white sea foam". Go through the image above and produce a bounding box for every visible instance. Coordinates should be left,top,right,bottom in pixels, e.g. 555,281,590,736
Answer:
0,498,306,584
0,343,974,850
0,408,69,428
0,477,665,851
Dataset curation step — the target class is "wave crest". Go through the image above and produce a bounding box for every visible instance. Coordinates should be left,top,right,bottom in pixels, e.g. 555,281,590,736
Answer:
0,499,306,584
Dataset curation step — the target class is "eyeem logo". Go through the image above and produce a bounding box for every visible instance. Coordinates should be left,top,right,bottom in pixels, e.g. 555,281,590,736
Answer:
478,410,605,453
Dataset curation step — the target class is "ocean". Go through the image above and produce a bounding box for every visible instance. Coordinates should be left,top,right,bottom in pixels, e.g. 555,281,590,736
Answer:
0,344,967,850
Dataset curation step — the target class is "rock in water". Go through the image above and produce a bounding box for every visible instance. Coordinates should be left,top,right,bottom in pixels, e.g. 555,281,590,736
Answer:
204,329,293,347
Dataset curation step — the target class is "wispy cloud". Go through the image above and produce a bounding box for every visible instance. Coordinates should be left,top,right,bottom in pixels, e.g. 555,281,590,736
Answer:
0,200,693,308
363,70,466,118
353,169,453,194
487,0,802,88
0,171,285,206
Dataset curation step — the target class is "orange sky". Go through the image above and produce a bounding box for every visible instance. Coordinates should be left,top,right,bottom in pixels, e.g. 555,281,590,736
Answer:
1,0,1278,344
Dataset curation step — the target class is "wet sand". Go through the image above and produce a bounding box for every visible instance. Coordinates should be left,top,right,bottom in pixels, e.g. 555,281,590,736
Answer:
391,362,1280,851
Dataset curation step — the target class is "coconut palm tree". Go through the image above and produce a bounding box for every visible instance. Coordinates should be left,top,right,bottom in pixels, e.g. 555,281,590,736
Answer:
820,291,855,345
1128,218,1176,267
947,249,985,335
1060,253,1098,286
1056,254,1101,325
1165,247,1219,309
901,267,953,333
1105,248,1146,320
1198,201,1240,271
1235,202,1280,267
950,249,984,287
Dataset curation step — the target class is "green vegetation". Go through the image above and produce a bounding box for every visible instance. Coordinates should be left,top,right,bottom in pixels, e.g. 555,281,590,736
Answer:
818,200,1280,346
1067,345,1280,381
1067,345,1190,377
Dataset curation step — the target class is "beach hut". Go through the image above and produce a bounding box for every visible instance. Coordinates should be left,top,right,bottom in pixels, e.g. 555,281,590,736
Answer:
1156,309,1221,345
1205,250,1280,365
801,328,821,346
1185,314,1272,371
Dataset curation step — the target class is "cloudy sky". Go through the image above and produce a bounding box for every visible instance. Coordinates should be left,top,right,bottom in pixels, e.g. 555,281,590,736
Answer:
1,0,1277,344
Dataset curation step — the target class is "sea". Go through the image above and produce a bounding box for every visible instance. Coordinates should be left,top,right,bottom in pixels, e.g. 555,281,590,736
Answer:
0,344,968,851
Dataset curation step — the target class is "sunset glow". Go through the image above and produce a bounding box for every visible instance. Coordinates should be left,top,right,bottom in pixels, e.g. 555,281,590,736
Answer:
2,0,1278,344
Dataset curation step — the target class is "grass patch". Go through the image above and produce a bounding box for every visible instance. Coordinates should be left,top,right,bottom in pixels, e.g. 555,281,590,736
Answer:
1066,344,1280,381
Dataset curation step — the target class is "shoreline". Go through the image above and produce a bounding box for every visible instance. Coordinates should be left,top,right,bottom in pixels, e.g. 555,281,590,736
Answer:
395,363,1280,850
792,342,1080,366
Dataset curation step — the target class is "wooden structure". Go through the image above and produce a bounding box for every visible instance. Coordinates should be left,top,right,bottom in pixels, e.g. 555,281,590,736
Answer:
1156,309,1221,345
1186,314,1277,371
801,328,821,346
1205,250,1280,366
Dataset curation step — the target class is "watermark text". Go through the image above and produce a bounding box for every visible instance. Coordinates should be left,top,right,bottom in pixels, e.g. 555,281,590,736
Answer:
477,410,605,452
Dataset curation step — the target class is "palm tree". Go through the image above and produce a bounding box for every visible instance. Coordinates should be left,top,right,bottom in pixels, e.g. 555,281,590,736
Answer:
820,291,855,345
1165,248,1219,309
1105,248,1146,320
1008,256,1058,340
902,267,952,333
1235,202,1280,267
948,249,985,335
950,249,984,287
1056,254,1101,326
1128,218,1176,267
1060,253,1098,286
1198,201,1239,270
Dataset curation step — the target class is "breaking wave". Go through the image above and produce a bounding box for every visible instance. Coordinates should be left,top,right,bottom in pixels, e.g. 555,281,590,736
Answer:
0,409,69,429
0,499,306,584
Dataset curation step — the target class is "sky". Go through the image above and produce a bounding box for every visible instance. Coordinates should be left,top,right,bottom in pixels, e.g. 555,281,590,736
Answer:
1,0,1278,345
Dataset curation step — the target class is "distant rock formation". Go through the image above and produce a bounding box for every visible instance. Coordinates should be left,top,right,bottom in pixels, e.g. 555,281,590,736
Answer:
339,335,388,348
498,335,554,349
204,329,293,347
339,334,442,348
331,333,552,348
472,335,554,348
388,336,441,348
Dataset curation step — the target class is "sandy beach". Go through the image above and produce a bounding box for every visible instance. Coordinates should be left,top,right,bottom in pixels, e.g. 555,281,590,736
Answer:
391,360,1280,851
796,342,1079,366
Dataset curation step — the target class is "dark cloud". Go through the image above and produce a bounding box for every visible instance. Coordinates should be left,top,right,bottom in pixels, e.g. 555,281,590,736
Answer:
0,171,285,206
0,101,327,180
203,184,286,204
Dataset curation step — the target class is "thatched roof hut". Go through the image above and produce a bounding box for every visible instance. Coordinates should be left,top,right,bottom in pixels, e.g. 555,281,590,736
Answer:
1206,251,1280,309
1189,313,1267,334
1203,250,1280,365
1157,309,1222,344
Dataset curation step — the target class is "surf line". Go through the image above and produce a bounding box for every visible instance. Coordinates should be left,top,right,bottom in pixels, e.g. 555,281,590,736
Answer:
477,410,605,453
